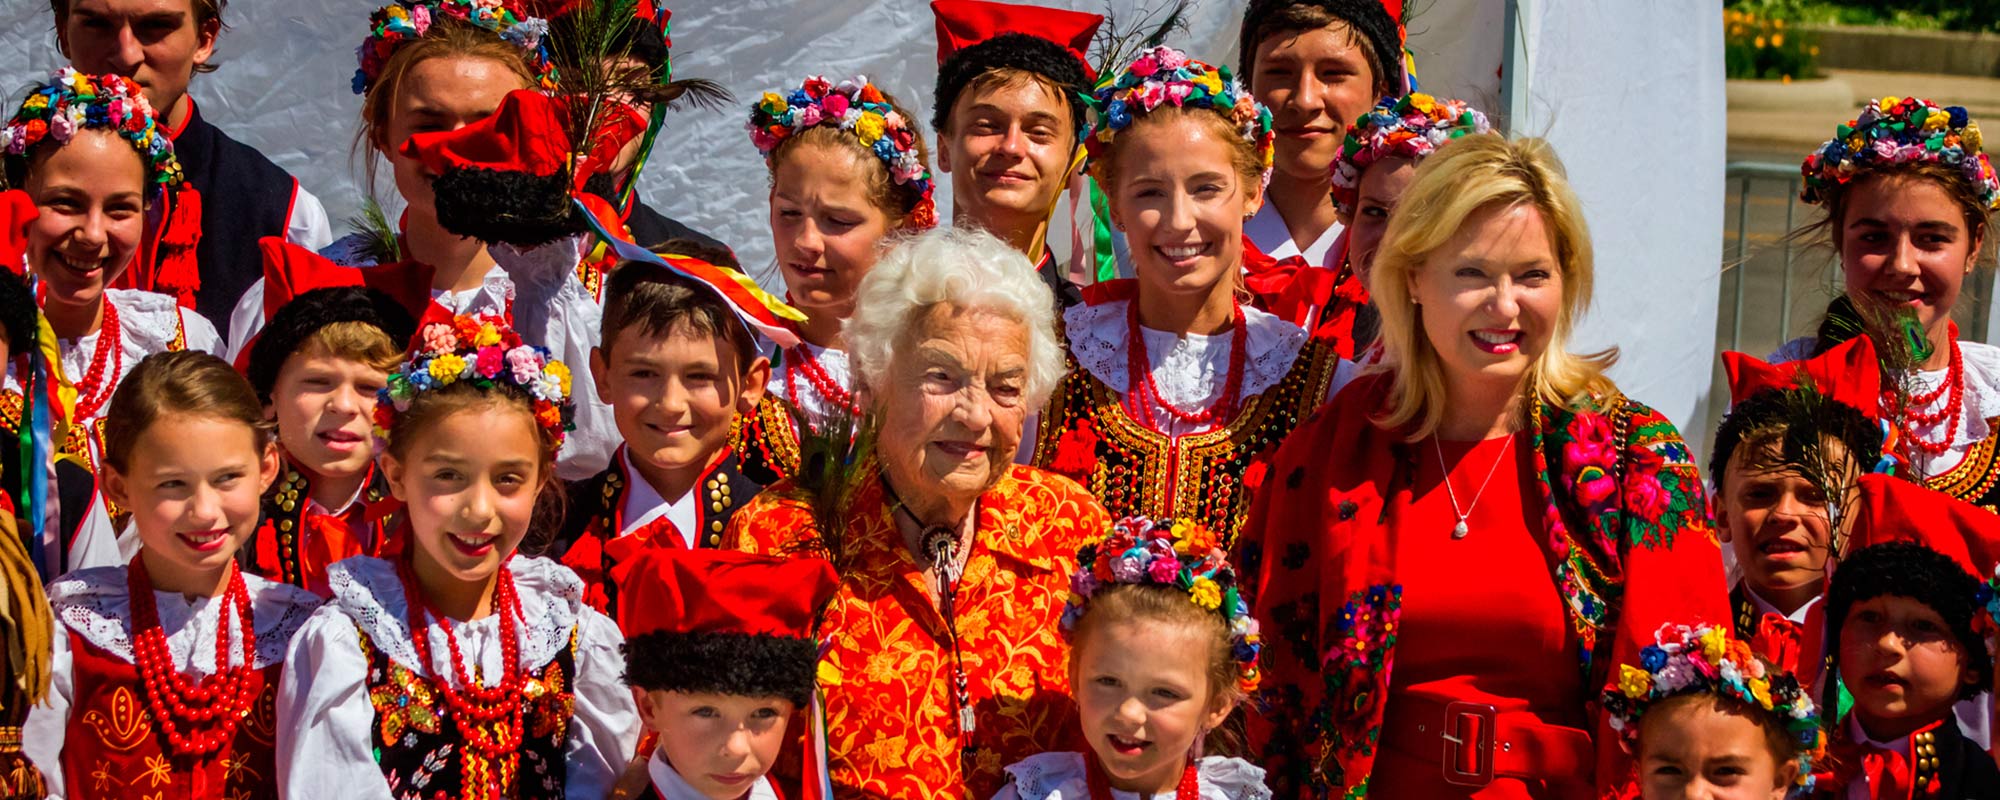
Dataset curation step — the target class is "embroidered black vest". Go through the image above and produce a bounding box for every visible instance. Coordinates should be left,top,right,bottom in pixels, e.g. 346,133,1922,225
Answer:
360,628,577,799
1031,338,1340,549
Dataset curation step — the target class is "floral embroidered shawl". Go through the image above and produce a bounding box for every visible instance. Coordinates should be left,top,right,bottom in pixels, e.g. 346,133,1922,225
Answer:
1241,375,1729,798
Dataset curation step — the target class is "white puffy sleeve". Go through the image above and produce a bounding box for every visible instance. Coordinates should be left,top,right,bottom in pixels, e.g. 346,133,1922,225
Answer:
274,604,394,800
487,237,615,480
224,278,267,364
563,607,641,799
21,625,72,800
177,307,225,357
286,184,335,253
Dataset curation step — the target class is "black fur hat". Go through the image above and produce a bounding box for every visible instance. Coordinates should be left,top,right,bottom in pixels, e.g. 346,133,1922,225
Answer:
246,286,418,402
1829,540,1992,698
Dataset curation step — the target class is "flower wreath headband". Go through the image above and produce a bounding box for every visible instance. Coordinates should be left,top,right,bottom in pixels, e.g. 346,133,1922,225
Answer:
1801,95,1999,211
373,313,575,449
1604,623,1824,798
1062,516,1262,693
1330,93,1490,215
1082,45,1275,186
747,75,936,229
354,0,557,95
1,68,184,190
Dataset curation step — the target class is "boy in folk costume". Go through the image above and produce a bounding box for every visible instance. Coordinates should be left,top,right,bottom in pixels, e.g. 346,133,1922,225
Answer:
930,0,1102,308
241,286,418,595
1710,339,1884,649
610,547,838,800
1818,477,2000,798
552,249,799,617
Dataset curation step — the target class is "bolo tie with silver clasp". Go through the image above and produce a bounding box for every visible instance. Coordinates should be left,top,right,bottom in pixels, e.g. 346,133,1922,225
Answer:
887,481,980,767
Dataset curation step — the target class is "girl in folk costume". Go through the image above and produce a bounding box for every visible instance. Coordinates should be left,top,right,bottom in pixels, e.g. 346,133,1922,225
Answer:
1236,0,1404,339
224,0,555,356
22,351,320,800
276,313,640,800
1248,93,1490,357
1241,134,1729,798
1778,97,2000,511
996,516,1271,800
240,286,418,595
1030,47,1343,550
1602,623,1825,800
733,74,937,484
1,69,224,571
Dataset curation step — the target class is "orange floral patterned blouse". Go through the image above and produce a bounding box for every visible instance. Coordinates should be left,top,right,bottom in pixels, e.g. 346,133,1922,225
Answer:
726,464,1109,799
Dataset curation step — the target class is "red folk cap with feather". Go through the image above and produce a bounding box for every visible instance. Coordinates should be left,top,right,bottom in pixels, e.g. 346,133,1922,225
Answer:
1721,336,1881,420
1847,474,2000,578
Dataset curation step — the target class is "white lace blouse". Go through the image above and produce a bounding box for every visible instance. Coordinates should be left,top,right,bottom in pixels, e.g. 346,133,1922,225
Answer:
274,555,640,800
764,341,853,421
1062,298,1309,437
994,752,1271,800
22,567,324,800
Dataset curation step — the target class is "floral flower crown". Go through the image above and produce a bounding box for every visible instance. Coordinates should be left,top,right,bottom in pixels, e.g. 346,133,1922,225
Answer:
746,75,936,229
1083,46,1274,185
374,313,575,448
1801,96,1998,211
1,68,183,190
1061,516,1262,693
1604,623,1824,797
1331,93,1491,215
353,0,557,96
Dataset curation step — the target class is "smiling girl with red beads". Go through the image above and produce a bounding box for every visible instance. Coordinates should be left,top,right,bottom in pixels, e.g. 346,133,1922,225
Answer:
274,313,638,800
21,351,321,800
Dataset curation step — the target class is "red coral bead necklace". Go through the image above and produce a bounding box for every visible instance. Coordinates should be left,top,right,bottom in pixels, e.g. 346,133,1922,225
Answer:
784,344,861,415
1888,326,1964,457
397,556,528,787
1123,298,1246,431
126,555,258,757
72,299,123,420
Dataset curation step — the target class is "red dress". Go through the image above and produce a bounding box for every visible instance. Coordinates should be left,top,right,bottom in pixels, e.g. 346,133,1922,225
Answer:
1244,375,1730,799
1370,434,1585,798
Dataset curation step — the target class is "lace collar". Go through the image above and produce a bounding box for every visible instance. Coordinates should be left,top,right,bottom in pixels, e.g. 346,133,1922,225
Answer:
49,565,324,670
324,555,585,677
1000,752,1272,800
1064,296,1306,407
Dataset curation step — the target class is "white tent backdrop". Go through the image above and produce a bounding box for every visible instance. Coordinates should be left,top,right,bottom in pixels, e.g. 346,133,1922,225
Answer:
1,0,1724,434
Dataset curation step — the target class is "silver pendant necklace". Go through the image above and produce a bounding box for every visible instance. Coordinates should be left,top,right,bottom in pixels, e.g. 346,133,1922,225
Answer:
1432,432,1515,539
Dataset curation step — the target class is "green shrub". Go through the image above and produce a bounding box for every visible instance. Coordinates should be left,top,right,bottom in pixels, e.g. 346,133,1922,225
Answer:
1725,7,1821,81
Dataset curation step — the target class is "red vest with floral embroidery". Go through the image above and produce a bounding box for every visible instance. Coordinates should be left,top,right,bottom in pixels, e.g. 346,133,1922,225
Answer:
59,631,281,800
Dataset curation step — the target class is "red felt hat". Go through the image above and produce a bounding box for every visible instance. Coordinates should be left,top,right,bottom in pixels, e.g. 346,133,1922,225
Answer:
257,237,435,324
400,89,639,188
0,190,35,277
1721,336,1881,420
932,0,1104,74
1847,474,2000,578
617,548,837,640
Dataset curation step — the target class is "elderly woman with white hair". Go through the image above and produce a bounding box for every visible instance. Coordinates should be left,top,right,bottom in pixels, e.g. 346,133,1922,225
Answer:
1241,134,1729,798
726,227,1110,800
